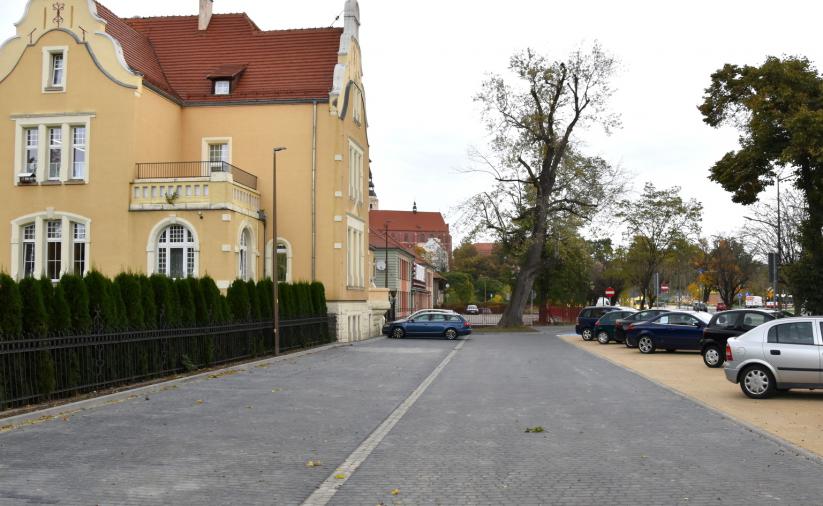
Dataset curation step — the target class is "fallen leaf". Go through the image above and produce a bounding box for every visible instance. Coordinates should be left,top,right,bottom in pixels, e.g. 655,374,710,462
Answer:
306,460,321,468
271,388,282,393
524,426,544,433
195,400,204,405
390,488,400,496
334,473,346,480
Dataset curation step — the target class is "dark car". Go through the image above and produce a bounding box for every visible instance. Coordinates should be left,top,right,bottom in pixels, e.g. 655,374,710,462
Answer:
618,309,670,346
698,309,785,368
383,311,471,340
626,311,712,354
692,301,708,312
576,306,622,341
594,310,637,344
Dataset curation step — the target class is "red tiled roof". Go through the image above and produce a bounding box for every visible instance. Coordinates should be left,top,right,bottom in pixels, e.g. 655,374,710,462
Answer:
369,210,449,233
95,2,342,103
369,227,416,257
473,242,496,257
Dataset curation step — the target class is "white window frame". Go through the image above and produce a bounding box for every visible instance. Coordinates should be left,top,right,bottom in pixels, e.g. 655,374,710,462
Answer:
265,238,292,282
201,137,232,172
146,218,200,278
9,212,91,280
237,225,255,281
22,128,38,176
71,126,87,180
42,46,68,92
156,224,197,279
214,80,231,95
72,222,87,276
346,215,365,288
21,223,35,278
45,220,62,281
348,140,364,204
47,127,62,180
12,114,93,185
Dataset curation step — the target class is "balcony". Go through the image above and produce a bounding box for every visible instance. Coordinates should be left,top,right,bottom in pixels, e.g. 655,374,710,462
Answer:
130,161,261,216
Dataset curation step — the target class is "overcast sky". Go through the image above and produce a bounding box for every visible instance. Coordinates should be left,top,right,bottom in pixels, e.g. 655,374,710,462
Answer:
3,0,821,246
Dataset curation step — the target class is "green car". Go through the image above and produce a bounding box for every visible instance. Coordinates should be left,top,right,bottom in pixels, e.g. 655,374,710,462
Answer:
594,310,637,344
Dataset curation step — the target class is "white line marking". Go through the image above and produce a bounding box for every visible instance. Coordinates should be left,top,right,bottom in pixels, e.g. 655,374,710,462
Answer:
302,340,466,506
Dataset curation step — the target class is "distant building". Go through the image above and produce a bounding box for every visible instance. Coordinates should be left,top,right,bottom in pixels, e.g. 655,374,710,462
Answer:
370,203,453,267
472,242,497,257
369,226,436,316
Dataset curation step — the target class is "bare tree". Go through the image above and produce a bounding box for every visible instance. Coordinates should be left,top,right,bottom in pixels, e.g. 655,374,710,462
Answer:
465,44,622,327
741,188,806,266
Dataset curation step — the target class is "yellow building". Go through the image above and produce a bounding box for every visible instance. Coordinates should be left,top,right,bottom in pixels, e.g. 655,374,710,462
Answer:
0,0,387,340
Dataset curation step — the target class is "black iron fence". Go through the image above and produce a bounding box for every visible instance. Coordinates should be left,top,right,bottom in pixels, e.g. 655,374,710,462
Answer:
0,317,334,412
134,161,258,190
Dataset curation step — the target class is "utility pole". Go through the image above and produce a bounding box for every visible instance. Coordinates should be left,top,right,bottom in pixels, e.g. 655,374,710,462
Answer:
271,147,286,355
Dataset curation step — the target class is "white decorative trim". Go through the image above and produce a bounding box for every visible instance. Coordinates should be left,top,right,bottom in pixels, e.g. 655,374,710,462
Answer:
265,237,293,282
9,210,91,280
334,243,343,249
12,114,94,185
41,45,68,93
221,213,231,222
92,31,139,78
236,220,256,280
201,137,233,165
145,216,200,276
334,154,343,161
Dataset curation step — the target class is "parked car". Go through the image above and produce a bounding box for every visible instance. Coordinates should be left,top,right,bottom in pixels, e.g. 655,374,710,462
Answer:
480,307,493,314
465,304,479,315
625,311,712,354
575,306,622,341
699,309,785,368
724,317,823,399
407,308,457,320
618,309,670,346
383,311,471,340
716,302,728,311
594,309,637,344
692,301,708,312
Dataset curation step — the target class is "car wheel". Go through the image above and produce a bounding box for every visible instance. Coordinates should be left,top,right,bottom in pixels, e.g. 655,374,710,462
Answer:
444,328,458,340
597,331,610,345
625,337,636,348
702,345,724,368
391,327,405,339
638,336,655,354
581,328,593,341
740,365,776,399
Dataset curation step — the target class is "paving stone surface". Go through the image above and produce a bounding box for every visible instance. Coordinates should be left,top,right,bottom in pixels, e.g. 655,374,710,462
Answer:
2,329,823,505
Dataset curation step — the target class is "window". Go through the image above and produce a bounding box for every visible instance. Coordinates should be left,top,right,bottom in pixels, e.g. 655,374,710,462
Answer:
214,80,230,95
21,224,35,278
156,224,196,278
71,126,86,179
238,228,251,281
347,226,364,287
208,143,228,171
48,127,62,179
50,52,64,87
713,313,738,329
46,220,62,281
352,87,363,125
656,315,669,325
276,242,288,282
429,314,446,322
348,142,364,203
23,128,38,175
742,312,768,329
73,223,86,275
767,322,815,345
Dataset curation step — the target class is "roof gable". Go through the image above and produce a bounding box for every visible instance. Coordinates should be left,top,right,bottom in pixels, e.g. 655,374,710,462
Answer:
369,210,450,232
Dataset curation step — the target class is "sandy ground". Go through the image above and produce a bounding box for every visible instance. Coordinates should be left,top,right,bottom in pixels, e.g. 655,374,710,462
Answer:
558,332,823,458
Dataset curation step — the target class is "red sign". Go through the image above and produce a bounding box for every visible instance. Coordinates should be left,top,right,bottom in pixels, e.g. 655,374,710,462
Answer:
661,284,669,293
605,287,615,297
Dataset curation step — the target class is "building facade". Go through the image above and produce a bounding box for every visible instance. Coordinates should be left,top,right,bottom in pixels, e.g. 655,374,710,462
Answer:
0,0,380,340
369,206,453,270
369,226,436,317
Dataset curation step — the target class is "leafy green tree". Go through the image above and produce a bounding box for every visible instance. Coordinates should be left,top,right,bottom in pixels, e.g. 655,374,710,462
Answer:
616,183,703,308
59,274,91,333
707,236,758,307
442,272,475,305
536,233,593,306
699,55,823,313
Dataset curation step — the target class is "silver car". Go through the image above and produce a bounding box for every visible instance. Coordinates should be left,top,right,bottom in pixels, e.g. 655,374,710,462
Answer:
724,317,823,399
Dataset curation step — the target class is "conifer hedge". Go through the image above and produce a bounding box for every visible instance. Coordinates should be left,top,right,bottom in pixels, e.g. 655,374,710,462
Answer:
0,272,330,410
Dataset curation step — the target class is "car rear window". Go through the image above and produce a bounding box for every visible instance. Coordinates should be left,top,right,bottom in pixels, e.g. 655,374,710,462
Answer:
580,309,591,318
711,312,738,329
446,315,462,321
742,312,769,328
768,322,815,345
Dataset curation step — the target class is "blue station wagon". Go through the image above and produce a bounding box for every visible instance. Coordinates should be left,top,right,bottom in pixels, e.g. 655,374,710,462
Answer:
625,311,712,354
383,311,472,340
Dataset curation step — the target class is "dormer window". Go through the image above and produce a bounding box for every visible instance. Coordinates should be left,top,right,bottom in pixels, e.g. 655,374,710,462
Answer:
207,63,247,97
214,80,231,95
51,53,64,87
42,46,68,92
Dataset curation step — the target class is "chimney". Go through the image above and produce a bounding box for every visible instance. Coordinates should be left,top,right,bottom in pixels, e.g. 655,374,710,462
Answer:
198,0,213,31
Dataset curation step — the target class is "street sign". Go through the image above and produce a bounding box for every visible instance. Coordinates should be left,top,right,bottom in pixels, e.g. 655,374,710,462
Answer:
605,287,615,297
660,284,669,293
737,292,743,299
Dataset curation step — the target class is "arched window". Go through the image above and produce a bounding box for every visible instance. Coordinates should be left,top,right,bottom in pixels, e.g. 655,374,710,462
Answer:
265,238,292,282
238,227,251,280
156,224,196,278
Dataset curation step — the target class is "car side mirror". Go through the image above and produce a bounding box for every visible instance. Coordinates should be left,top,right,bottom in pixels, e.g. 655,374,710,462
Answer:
408,318,415,323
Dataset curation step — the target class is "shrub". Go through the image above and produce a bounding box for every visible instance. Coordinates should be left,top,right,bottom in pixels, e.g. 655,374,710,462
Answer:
247,280,262,320
85,271,117,332
176,279,196,327
186,277,208,325
200,276,225,324
39,278,70,334
0,273,23,340
138,275,157,329
227,279,250,322
58,274,91,333
277,282,293,320
108,278,128,331
151,275,180,327
18,278,49,337
310,282,328,316
257,279,273,319
115,273,145,330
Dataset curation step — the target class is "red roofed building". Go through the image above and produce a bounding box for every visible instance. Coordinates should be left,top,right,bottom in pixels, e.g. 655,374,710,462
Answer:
370,203,453,269
472,242,496,257
0,0,384,341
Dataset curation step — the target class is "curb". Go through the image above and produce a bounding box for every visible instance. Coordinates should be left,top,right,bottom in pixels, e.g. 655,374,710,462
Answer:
1,337,374,427
555,333,823,466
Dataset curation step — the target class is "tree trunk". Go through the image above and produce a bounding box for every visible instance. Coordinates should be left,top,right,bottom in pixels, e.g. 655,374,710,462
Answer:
498,239,543,327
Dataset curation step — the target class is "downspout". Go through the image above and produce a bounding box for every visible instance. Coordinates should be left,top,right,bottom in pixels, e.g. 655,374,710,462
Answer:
311,100,318,280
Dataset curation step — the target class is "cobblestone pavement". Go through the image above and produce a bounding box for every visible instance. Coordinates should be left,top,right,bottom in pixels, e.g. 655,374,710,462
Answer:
3,329,823,505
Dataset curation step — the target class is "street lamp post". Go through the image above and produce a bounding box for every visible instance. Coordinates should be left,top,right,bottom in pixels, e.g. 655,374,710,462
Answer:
272,147,286,355
383,221,391,290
